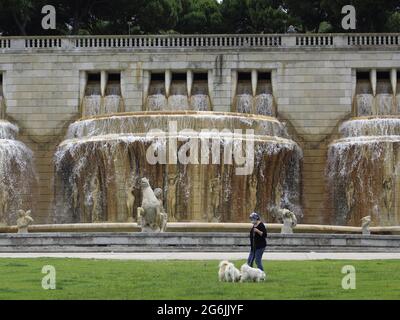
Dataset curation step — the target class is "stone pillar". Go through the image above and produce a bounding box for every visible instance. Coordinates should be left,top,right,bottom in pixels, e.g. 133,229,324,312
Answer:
391,69,397,95
142,70,150,107
370,69,377,96
251,69,257,97
101,71,108,96
165,70,172,97
187,70,193,97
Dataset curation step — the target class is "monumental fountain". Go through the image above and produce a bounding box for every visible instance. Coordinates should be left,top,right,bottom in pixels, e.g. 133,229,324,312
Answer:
327,70,400,226
53,69,302,225
0,120,36,226
0,33,399,254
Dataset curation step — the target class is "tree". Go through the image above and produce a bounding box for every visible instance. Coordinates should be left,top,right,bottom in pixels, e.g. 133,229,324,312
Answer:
283,0,327,32
134,0,183,34
220,0,252,33
386,11,400,33
0,0,38,35
248,0,296,33
177,0,223,34
319,0,399,32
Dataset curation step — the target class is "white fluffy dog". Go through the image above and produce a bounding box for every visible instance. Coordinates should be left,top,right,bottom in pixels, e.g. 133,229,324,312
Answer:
240,263,266,282
218,260,241,282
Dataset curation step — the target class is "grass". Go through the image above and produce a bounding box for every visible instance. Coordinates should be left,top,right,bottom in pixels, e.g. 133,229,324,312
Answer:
0,258,399,299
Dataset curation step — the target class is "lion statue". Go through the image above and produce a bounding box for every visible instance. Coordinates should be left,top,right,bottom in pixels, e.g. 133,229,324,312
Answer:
136,178,164,232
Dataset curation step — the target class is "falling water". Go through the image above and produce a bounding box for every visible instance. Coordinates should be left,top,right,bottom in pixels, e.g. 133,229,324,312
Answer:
327,117,400,226
0,121,36,225
83,95,102,116
168,82,189,110
104,95,122,114
254,94,274,116
190,81,211,111
235,94,253,113
168,95,189,110
235,82,252,113
54,112,302,224
356,94,374,116
190,94,210,111
147,94,167,111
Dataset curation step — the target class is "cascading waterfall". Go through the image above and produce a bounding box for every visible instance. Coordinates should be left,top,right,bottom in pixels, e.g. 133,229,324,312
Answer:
254,94,274,116
54,111,302,224
0,120,36,225
147,82,167,111
190,81,210,111
235,82,274,116
83,95,102,116
327,117,400,226
167,82,189,110
83,81,123,116
147,80,211,111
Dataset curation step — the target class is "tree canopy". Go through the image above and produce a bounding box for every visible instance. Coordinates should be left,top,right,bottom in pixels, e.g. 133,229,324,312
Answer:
0,0,399,36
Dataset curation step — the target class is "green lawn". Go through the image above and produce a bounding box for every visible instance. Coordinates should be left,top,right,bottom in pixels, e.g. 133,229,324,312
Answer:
0,258,399,299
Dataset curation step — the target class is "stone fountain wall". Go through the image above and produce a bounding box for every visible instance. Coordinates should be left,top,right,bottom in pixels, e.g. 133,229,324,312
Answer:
1,34,400,225
53,113,302,223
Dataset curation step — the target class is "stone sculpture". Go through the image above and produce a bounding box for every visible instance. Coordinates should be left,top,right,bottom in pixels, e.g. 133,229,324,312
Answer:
247,175,258,213
361,215,371,235
210,177,221,222
91,176,101,222
126,181,136,222
0,188,9,226
383,177,393,217
167,174,178,221
278,208,297,234
154,187,168,232
17,210,33,233
137,177,162,232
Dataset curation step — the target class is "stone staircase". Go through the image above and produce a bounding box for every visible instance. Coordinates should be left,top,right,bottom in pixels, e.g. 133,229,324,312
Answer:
0,232,399,253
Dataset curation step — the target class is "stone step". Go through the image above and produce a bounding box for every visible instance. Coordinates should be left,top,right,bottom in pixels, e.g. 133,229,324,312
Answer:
0,232,399,253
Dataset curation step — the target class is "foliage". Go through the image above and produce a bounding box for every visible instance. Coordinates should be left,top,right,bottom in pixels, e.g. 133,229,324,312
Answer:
0,0,399,35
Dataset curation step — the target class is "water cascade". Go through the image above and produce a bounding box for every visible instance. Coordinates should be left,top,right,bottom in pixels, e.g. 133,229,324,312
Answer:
168,73,189,110
82,72,123,116
328,70,400,226
54,111,302,224
234,71,275,116
190,73,211,111
0,121,36,225
147,71,211,111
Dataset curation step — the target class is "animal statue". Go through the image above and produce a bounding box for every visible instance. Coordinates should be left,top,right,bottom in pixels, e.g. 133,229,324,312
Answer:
278,208,297,234
137,178,162,232
17,210,33,234
361,215,371,235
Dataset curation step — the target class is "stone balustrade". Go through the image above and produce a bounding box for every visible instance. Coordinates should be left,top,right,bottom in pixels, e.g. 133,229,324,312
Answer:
0,33,399,51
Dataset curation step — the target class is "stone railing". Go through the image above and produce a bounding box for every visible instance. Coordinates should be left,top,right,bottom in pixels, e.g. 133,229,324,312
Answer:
1,33,400,51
